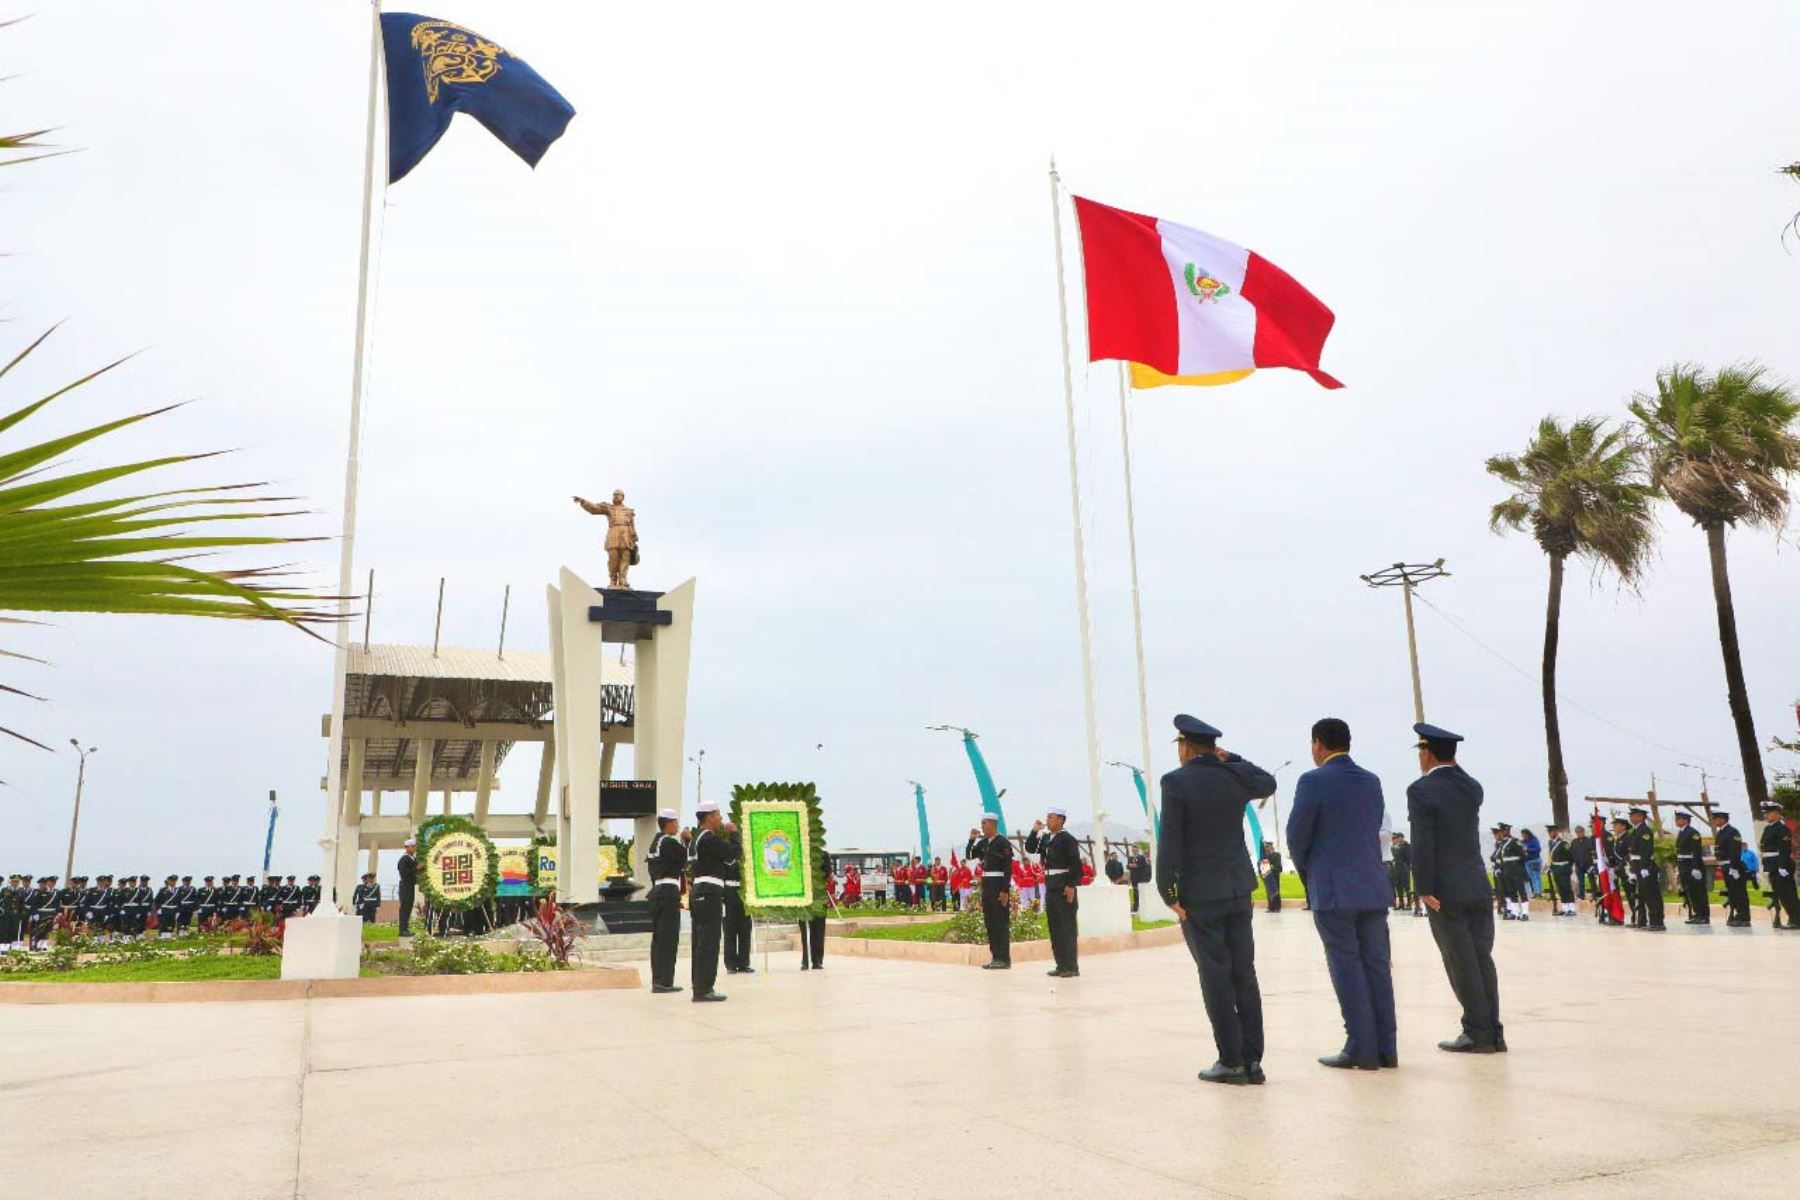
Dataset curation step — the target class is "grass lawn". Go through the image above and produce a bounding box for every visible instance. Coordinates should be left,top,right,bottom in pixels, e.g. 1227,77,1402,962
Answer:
362,922,399,944
848,919,956,942
3,955,284,985
1132,916,1174,931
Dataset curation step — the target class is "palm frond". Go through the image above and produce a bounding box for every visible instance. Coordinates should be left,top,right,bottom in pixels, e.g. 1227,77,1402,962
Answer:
1631,360,1800,528
1484,413,1657,582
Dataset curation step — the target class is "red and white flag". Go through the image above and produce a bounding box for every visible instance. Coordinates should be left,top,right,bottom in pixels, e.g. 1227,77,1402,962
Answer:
1073,195,1342,389
1592,808,1625,923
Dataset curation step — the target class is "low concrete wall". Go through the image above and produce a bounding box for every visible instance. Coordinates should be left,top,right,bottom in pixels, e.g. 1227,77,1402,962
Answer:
0,965,640,1005
828,922,1183,966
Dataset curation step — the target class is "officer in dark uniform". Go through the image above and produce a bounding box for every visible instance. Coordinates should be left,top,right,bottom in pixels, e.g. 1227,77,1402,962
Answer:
1407,723,1504,1055
1759,801,1799,929
799,849,830,971
396,840,418,937
25,877,58,948
0,874,21,949
128,874,154,936
255,874,280,919
1258,842,1283,913
721,818,755,975
78,876,108,930
1708,812,1749,927
103,874,127,935
352,872,382,923
1025,806,1083,978
280,875,302,919
1546,828,1576,916
1492,824,1528,920
176,876,197,932
301,875,322,916
1606,818,1633,925
194,877,219,929
1673,812,1709,924
153,875,181,936
966,811,1015,969
645,809,686,992
688,800,730,1002
1624,807,1664,931
1156,714,1278,1085
1388,832,1413,912
56,875,80,927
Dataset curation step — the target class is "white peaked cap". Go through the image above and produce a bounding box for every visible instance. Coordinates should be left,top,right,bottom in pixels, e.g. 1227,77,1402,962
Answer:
982,811,1001,822
1046,806,1067,817
696,801,720,814
657,808,677,821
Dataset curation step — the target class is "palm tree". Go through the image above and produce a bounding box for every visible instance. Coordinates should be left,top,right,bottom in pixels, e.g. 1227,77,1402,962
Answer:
1630,362,1800,811
2,328,336,751
1487,417,1656,829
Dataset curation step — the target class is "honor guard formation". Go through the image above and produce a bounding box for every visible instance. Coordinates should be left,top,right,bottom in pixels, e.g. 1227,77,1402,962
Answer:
0,872,323,950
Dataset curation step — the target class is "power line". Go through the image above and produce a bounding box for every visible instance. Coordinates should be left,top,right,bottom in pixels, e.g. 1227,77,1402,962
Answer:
1409,590,1746,782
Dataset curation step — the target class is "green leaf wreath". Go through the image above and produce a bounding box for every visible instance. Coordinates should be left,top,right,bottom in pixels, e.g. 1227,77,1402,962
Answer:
729,781,828,921
526,832,635,895
414,815,499,913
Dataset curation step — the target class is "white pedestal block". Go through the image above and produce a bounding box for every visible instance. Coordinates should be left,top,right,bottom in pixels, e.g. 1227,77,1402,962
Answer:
1134,883,1175,924
279,908,363,980
1081,882,1133,937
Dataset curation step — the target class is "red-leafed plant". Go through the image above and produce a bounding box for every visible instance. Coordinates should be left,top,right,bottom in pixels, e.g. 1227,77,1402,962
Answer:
240,912,283,957
519,895,580,969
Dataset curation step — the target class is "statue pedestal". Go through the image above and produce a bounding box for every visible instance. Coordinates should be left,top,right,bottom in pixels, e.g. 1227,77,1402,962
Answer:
1134,883,1175,924
1080,881,1133,937
280,907,363,980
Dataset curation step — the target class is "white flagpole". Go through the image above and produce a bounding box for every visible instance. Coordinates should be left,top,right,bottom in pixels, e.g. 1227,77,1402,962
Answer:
321,0,385,906
1116,362,1156,829
1048,162,1106,842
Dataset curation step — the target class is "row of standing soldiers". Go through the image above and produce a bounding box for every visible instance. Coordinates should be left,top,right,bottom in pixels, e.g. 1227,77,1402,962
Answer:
0,872,322,948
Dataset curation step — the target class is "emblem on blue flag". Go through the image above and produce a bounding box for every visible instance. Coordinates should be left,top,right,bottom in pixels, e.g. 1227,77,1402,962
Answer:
381,12,576,183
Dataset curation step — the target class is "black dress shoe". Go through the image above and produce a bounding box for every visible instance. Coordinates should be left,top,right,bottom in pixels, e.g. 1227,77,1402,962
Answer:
1437,1034,1496,1054
1494,1034,1508,1052
1646,924,1667,932
1379,1053,1399,1069
1317,1052,1380,1071
1245,1061,1266,1085
982,960,1011,970
692,991,728,1003
799,962,810,971
1197,1061,1248,1085
811,961,824,969
651,984,683,994
736,966,756,974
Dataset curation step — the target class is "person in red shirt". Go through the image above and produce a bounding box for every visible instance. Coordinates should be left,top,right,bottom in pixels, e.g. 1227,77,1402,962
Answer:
1031,860,1047,908
1012,856,1031,908
827,869,840,903
841,865,862,905
951,861,972,910
1079,860,1096,886
930,858,949,911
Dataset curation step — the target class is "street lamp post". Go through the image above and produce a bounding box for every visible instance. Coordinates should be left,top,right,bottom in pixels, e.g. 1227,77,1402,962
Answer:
688,748,705,808
64,740,99,881
1360,560,1450,724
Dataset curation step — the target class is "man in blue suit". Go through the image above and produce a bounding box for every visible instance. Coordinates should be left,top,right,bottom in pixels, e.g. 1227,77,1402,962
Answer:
1286,718,1398,1071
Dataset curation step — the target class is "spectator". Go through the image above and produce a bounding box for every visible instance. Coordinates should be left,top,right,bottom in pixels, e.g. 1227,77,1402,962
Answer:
1105,851,1125,884
1522,828,1543,897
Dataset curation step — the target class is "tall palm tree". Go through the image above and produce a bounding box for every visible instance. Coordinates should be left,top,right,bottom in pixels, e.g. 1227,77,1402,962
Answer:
1486,417,1656,829
1630,362,1800,811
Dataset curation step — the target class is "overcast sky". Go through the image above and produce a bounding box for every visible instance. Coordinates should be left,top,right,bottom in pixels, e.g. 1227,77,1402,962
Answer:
4,1,1798,878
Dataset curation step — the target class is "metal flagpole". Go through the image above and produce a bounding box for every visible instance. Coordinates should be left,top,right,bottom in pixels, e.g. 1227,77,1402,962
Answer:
1048,162,1106,839
1116,363,1156,832
321,0,385,906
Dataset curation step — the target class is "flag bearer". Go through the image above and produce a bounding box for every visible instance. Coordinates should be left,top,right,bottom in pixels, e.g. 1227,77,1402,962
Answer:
1709,814,1750,927
1606,818,1634,925
967,812,1015,969
1026,807,1083,978
646,808,687,994
1673,812,1709,924
1759,801,1800,930
688,801,730,1002
1623,807,1665,932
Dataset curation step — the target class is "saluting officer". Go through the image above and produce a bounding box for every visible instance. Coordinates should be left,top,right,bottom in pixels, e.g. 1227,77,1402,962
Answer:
1408,723,1505,1055
721,818,755,976
966,811,1015,969
1624,807,1665,932
1157,714,1278,1085
645,808,687,993
688,800,731,1002
1758,801,1800,930
1673,812,1710,925
1709,813,1750,927
1025,806,1082,978
351,872,382,923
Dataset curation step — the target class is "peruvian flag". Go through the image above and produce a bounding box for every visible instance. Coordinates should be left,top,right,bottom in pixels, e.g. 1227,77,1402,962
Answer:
1592,808,1625,923
1073,195,1342,389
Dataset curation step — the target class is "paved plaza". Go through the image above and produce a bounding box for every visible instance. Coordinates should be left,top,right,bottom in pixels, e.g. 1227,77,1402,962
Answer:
1,911,1795,1199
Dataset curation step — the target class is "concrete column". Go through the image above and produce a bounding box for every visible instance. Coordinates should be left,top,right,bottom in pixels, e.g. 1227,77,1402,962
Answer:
631,577,695,886
332,738,366,905
549,569,605,902
410,739,434,827
533,740,554,831
441,787,451,816
474,740,496,823
366,792,382,877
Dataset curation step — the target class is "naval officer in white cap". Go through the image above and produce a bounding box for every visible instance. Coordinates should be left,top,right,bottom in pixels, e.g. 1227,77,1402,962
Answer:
645,808,687,993
1026,805,1084,978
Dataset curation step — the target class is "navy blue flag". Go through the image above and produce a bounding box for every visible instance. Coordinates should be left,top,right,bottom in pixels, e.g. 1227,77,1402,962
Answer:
381,13,576,183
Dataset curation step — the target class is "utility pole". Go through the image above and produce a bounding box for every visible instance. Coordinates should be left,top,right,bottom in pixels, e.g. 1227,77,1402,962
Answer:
1360,559,1450,723
64,740,98,881
688,748,705,808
